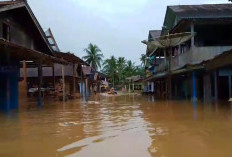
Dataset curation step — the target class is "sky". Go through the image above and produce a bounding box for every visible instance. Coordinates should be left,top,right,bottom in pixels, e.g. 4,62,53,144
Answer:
27,0,227,65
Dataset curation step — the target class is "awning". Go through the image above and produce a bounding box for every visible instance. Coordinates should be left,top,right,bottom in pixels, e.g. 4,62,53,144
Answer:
143,72,168,82
171,65,204,75
55,51,88,65
0,38,67,64
142,32,195,56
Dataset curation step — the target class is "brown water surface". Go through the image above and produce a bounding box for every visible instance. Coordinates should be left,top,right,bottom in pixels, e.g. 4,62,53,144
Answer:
1,94,232,157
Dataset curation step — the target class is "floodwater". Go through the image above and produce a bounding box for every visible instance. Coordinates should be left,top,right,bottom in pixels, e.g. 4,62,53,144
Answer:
1,94,232,157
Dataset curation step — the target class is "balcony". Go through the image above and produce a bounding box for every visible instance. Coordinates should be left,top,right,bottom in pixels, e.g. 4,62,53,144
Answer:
171,46,232,71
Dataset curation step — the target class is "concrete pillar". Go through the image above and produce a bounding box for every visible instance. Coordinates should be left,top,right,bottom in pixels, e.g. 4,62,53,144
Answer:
192,72,197,101
191,22,195,47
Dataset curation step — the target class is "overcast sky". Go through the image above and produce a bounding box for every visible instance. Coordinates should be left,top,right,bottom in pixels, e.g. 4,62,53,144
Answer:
28,0,227,65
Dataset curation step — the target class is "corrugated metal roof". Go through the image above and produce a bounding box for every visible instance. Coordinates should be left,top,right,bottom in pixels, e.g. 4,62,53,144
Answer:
55,52,87,65
169,4,232,19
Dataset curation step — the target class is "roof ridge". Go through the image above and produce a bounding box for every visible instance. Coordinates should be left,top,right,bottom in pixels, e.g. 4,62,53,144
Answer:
168,3,232,8
0,1,24,5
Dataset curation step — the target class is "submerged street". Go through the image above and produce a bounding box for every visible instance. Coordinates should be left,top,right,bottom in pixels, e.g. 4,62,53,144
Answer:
1,94,232,157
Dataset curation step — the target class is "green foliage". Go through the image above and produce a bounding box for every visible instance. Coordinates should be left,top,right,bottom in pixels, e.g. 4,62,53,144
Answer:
83,43,104,70
140,54,147,67
102,55,145,87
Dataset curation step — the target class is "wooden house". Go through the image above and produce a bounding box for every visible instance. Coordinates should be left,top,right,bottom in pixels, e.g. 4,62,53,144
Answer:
0,0,64,111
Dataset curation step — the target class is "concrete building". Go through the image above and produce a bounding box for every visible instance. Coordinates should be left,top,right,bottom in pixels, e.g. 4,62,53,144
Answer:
144,4,232,101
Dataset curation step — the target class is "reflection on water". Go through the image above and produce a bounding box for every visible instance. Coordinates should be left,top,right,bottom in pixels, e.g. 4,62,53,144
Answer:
1,95,232,157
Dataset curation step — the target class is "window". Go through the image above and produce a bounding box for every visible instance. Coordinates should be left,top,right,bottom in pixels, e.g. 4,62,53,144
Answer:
2,23,10,41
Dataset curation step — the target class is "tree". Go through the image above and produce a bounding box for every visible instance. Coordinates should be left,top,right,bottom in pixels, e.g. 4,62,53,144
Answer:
83,43,104,70
102,56,118,87
117,57,126,83
140,54,147,67
124,60,136,77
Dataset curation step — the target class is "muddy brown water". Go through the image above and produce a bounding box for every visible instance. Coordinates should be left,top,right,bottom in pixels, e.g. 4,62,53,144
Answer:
1,94,232,157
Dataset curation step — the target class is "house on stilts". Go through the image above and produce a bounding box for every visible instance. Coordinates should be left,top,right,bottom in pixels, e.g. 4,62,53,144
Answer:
0,0,67,111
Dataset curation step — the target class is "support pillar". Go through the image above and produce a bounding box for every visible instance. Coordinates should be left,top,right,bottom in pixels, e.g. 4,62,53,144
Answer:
62,64,65,102
38,63,43,107
203,74,212,102
73,64,76,94
229,75,231,98
53,64,55,89
214,71,218,101
192,72,197,101
9,70,18,109
81,65,83,97
85,78,88,96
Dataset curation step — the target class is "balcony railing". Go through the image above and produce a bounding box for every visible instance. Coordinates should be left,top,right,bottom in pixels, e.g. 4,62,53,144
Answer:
153,46,232,74
171,46,232,71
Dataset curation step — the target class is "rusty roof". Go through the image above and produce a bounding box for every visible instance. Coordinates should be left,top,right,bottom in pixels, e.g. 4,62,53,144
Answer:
55,52,87,65
169,4,232,19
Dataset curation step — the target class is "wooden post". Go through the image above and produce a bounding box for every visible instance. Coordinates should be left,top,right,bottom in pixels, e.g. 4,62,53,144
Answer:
85,78,88,96
214,71,218,101
73,64,76,94
62,64,65,102
81,65,84,97
192,72,197,101
38,62,42,107
53,64,55,89
229,75,231,99
23,60,27,82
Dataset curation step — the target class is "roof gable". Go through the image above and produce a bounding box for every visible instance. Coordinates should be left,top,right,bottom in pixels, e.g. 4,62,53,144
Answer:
0,1,53,55
162,4,232,35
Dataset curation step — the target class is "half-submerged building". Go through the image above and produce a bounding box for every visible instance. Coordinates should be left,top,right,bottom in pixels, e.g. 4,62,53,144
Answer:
0,0,66,111
144,4,232,101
